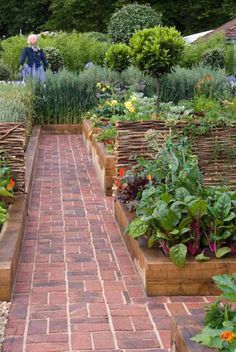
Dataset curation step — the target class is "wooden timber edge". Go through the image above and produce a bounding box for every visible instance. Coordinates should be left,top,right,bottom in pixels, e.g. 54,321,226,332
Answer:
41,124,82,134
0,126,41,301
113,198,236,296
91,134,116,196
171,315,217,352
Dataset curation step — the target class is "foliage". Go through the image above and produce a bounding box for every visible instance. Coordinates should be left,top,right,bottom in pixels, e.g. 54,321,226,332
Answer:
119,132,236,267
192,274,236,351
108,3,161,44
0,152,15,225
0,60,10,81
0,83,34,137
1,33,111,77
105,43,132,73
44,47,64,72
201,48,226,70
130,26,185,79
182,33,234,74
160,65,231,103
130,25,185,109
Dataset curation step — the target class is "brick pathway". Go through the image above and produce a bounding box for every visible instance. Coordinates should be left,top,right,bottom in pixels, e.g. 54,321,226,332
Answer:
3,134,211,352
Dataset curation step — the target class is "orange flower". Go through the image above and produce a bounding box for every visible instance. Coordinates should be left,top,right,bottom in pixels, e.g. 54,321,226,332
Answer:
146,175,152,181
220,331,236,342
7,184,13,191
119,168,125,177
10,179,15,187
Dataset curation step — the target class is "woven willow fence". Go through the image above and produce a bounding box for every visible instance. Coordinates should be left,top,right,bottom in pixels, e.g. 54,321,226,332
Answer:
0,123,25,192
115,120,236,188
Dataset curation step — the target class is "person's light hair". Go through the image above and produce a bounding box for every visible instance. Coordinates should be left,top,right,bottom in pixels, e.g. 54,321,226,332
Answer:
27,34,38,45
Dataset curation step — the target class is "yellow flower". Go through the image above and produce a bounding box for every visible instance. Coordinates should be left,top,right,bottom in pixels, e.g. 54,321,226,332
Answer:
96,82,102,89
124,101,135,113
101,87,106,93
131,96,137,103
111,100,118,106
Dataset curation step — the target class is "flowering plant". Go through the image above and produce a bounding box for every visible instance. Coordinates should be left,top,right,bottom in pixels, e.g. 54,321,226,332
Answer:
192,274,236,351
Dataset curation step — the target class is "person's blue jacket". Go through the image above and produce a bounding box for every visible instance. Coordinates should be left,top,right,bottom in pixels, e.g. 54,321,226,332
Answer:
20,47,48,69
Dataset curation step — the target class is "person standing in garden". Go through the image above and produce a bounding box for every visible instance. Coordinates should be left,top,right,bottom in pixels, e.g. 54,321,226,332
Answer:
20,34,48,82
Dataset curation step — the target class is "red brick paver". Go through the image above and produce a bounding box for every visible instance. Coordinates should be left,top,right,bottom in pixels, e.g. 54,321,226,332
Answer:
3,134,211,352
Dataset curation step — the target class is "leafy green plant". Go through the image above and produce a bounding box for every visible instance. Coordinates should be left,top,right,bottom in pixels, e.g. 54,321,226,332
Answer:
130,26,185,109
105,43,132,73
44,47,64,72
122,132,236,267
192,274,236,351
201,48,226,70
0,60,10,81
108,3,161,44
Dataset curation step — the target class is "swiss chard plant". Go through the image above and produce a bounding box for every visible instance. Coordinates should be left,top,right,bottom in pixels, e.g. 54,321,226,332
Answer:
124,132,236,267
192,274,236,352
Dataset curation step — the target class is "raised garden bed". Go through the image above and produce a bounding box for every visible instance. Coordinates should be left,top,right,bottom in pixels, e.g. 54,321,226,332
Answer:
0,126,41,301
171,315,216,352
91,134,116,196
114,198,236,296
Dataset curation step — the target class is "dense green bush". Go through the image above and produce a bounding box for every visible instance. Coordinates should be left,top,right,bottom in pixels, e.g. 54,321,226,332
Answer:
44,47,64,72
108,4,161,44
160,66,231,103
105,43,132,73
130,26,185,108
0,61,10,81
201,48,225,70
182,33,234,73
1,32,111,78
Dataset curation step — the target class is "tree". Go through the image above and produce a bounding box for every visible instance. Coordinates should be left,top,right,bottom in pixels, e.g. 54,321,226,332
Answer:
45,0,117,32
0,0,51,37
107,3,161,44
130,26,185,109
105,43,132,73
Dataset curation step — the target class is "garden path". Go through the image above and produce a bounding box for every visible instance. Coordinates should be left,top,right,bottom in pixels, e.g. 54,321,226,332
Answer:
3,134,211,352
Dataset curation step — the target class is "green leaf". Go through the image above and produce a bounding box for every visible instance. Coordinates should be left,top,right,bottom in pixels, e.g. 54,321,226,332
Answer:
213,274,236,302
155,205,179,232
147,233,156,248
175,187,190,201
214,193,231,220
155,229,169,241
0,186,13,197
169,243,187,267
224,212,236,222
215,247,231,258
195,252,210,261
169,151,179,172
188,198,208,218
127,218,149,238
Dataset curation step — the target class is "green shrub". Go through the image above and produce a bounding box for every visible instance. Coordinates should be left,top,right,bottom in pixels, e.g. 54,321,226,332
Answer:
105,43,132,73
44,47,64,72
201,48,225,70
108,4,161,44
182,33,234,74
2,32,111,77
160,66,231,103
0,61,10,81
130,26,185,108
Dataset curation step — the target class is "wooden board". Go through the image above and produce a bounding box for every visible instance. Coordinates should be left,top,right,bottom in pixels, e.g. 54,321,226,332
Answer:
0,126,41,301
115,120,236,188
171,316,217,352
41,124,82,134
114,199,236,296
82,120,100,155
91,135,116,196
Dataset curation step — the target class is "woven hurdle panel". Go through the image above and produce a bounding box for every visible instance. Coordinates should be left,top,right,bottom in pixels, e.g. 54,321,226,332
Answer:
115,120,236,187
0,123,25,193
